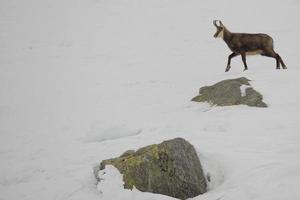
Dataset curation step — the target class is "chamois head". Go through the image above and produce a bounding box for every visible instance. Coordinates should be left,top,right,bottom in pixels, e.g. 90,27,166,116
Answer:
213,20,225,38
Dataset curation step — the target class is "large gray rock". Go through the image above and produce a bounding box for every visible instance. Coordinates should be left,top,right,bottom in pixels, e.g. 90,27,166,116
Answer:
191,77,267,107
98,138,207,200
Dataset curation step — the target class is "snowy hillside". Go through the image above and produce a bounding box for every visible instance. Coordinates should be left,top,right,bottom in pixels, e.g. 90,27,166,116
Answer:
1,0,300,199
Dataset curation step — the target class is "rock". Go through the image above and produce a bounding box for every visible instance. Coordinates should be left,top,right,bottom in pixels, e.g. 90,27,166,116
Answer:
99,138,207,200
191,77,267,107
120,150,135,157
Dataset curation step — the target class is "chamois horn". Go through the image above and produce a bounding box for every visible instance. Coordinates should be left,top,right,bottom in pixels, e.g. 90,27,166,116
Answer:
213,20,219,28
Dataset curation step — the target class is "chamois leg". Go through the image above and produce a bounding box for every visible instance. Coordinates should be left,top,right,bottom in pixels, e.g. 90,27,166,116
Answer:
276,53,287,69
261,50,281,69
241,53,248,71
226,52,239,72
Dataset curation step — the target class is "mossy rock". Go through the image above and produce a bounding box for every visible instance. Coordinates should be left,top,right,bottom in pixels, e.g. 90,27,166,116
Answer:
191,77,267,107
99,138,207,200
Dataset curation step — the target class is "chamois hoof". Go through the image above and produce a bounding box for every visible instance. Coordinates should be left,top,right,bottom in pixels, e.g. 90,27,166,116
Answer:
243,68,248,71
225,67,230,72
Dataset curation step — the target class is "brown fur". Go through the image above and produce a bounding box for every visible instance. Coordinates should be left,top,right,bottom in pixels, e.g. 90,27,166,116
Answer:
213,20,287,72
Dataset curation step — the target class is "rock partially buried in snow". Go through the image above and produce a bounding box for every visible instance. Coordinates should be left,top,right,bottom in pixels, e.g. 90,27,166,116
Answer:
97,138,207,200
191,77,267,107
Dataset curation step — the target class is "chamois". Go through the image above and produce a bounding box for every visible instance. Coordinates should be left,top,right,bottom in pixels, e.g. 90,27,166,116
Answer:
213,20,287,72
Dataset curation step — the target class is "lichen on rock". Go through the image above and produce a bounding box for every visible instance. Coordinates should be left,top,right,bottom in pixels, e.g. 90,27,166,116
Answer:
191,77,267,107
98,138,207,200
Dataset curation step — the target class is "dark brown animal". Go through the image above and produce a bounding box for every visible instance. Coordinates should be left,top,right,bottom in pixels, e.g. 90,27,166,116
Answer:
213,20,287,72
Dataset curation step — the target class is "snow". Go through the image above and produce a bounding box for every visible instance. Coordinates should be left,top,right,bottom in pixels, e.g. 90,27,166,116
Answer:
84,121,142,142
97,165,174,200
240,85,251,97
1,0,300,200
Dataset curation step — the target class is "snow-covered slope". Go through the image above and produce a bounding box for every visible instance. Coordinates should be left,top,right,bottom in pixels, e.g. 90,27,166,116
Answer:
1,0,300,199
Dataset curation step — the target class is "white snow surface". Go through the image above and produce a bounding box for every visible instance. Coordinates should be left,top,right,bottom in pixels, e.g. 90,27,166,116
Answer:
1,0,300,200
240,85,251,97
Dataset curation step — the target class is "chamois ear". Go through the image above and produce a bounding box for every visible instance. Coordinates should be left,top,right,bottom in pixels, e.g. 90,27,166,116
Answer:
218,20,224,27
